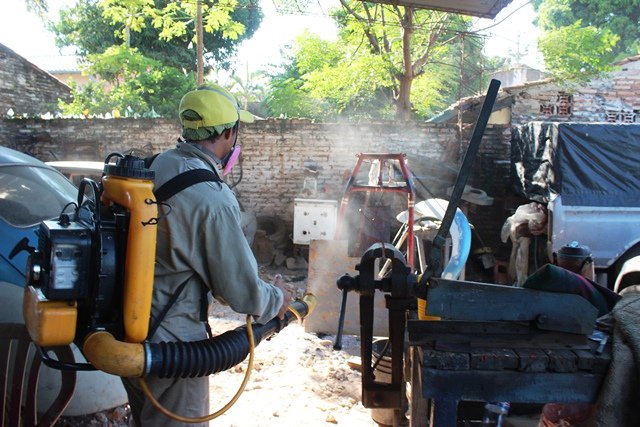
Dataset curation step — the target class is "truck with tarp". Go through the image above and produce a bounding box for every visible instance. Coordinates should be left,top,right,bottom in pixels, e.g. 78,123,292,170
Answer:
511,121,640,290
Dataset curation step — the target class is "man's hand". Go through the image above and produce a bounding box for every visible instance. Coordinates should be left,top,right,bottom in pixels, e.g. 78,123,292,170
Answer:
273,274,292,319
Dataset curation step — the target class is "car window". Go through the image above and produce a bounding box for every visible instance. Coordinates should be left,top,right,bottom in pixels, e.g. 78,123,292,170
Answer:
0,165,77,227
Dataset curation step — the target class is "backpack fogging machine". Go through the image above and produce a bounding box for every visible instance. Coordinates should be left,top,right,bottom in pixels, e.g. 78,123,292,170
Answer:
13,153,316,409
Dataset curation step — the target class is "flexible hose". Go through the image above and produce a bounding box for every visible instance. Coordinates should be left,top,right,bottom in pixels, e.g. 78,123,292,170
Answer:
139,314,255,423
145,326,256,377
144,298,313,378
82,295,316,423
136,297,316,423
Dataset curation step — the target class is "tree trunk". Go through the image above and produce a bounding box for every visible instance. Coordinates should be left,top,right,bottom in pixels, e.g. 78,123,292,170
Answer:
196,0,204,85
396,7,414,121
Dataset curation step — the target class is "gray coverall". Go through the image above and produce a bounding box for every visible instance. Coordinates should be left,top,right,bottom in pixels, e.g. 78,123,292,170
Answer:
122,141,284,427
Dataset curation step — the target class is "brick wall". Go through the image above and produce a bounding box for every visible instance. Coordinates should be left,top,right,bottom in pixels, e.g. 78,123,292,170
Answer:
465,124,515,258
0,117,467,226
1,116,519,280
0,44,71,117
507,57,640,125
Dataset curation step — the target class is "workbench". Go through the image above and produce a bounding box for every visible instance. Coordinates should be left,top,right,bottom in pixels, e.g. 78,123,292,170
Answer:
407,320,611,427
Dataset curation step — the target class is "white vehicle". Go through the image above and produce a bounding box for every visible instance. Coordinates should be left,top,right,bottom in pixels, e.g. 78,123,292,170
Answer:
45,160,104,185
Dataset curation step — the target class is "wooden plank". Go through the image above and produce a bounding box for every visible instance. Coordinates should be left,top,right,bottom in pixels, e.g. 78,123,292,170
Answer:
545,349,578,373
421,369,603,404
468,333,589,349
423,349,470,370
515,349,549,372
305,239,389,336
407,320,589,349
574,349,596,371
470,348,518,370
408,319,532,336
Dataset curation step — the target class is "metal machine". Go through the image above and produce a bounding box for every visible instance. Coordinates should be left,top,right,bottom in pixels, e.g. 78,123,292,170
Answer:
335,80,610,426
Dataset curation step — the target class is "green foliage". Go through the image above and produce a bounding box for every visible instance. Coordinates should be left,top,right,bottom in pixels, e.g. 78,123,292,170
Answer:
262,4,480,121
227,69,267,109
58,46,194,117
538,21,619,81
52,0,263,72
411,62,459,117
51,0,263,118
53,1,119,57
533,0,639,79
297,32,394,119
262,49,331,119
25,0,49,20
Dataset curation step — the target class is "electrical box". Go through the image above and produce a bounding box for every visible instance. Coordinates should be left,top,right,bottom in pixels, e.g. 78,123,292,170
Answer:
293,198,338,245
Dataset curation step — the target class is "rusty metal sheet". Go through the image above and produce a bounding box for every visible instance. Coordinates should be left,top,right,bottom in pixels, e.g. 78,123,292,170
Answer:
305,239,389,337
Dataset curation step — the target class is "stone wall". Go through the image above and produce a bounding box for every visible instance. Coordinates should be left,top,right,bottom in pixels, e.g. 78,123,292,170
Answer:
0,44,72,117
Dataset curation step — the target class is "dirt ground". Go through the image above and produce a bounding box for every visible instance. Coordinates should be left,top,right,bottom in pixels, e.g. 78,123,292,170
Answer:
205,300,377,426
59,266,379,426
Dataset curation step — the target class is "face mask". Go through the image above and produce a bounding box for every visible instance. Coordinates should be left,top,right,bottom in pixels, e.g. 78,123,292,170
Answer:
222,144,240,176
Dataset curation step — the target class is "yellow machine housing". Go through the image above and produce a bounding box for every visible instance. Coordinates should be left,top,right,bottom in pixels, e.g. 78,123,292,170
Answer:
23,285,77,346
22,154,157,348
101,172,157,343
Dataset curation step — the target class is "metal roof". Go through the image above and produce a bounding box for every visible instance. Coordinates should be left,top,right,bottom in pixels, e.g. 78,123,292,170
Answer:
358,0,513,18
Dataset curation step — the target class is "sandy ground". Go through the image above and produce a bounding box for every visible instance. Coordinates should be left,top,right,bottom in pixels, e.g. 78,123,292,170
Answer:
206,300,377,426
59,267,379,426
204,268,378,426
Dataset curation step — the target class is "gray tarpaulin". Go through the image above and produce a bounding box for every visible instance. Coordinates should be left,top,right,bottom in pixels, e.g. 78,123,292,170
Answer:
511,122,640,207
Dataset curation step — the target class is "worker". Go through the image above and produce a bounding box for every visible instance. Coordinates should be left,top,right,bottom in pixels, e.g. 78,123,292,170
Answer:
122,83,291,427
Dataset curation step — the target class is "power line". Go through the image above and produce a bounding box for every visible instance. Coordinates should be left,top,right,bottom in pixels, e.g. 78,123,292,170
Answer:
473,0,532,33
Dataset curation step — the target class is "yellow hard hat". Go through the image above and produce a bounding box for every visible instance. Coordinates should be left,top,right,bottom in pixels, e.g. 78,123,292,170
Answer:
179,84,254,130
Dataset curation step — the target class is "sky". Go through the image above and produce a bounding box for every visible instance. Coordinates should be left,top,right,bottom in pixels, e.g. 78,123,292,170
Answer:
0,0,544,76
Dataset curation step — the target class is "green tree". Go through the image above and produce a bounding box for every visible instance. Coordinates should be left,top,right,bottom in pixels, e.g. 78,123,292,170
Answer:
532,0,637,80
52,0,263,73
53,0,263,117
333,2,473,120
538,21,619,81
263,5,484,121
262,47,332,119
227,65,266,109
58,45,194,117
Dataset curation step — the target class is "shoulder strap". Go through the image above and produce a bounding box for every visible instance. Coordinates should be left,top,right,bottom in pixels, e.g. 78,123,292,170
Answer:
147,276,190,340
154,169,222,202
144,153,160,169
147,278,213,341
147,165,221,340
